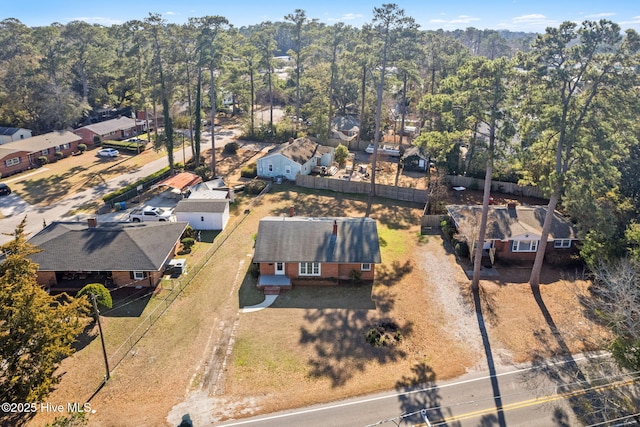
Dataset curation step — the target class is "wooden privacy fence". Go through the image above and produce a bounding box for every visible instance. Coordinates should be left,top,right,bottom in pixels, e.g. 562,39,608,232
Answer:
445,175,546,199
296,175,428,203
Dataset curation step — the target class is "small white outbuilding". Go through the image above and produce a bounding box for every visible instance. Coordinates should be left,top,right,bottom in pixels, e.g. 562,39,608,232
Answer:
173,199,230,231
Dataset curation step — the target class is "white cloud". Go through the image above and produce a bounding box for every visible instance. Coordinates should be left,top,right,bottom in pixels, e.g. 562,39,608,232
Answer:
427,15,480,28
164,11,176,16
584,12,616,18
327,13,364,22
494,13,559,32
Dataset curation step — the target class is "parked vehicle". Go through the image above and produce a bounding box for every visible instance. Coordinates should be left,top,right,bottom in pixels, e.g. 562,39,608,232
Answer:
0,183,11,196
97,148,120,157
129,206,173,222
365,143,401,157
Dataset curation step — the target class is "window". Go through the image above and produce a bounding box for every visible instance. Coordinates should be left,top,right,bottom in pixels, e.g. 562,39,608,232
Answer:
285,165,291,174
299,262,320,276
41,149,49,155
61,143,70,150
130,271,147,280
361,263,371,271
512,240,538,252
268,164,273,172
5,157,20,167
554,239,572,248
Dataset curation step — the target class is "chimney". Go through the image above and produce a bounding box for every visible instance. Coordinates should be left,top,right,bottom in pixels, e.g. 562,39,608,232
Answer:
289,206,295,217
87,218,97,228
333,220,338,236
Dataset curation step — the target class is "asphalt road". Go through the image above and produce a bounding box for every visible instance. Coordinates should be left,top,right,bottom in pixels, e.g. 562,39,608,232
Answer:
214,354,627,427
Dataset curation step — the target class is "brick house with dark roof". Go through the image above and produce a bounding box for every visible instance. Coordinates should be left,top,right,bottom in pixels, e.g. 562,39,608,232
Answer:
0,131,81,177
28,220,187,292
73,116,145,145
253,216,381,293
446,204,579,265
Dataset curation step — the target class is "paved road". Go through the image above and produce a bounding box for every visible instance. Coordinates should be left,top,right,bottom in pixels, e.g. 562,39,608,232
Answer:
0,129,242,245
214,354,626,427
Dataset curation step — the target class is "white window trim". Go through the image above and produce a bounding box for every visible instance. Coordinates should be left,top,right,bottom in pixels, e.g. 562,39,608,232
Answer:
554,239,572,248
361,263,371,271
512,240,539,252
61,143,70,150
133,271,145,280
41,148,49,155
285,165,291,174
5,157,20,167
299,262,321,276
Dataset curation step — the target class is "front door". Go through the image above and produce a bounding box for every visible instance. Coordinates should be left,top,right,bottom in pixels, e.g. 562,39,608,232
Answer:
275,262,285,275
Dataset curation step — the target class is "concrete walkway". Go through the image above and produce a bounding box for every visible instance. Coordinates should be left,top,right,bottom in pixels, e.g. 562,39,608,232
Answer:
239,294,278,313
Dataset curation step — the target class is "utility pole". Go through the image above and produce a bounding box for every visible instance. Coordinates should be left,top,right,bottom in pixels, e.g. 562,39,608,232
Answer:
91,293,110,381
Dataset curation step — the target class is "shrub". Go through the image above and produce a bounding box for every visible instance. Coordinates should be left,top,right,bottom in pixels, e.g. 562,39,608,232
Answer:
224,142,239,155
241,163,257,178
77,143,87,153
93,135,101,146
335,144,349,166
77,283,113,310
54,151,63,160
194,165,212,181
181,237,195,250
37,156,48,166
441,219,456,242
102,167,169,203
245,180,267,195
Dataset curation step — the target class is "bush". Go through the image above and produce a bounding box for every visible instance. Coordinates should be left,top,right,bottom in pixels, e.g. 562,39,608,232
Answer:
77,283,113,310
37,156,48,166
241,163,257,179
54,151,64,160
93,135,101,146
335,144,349,166
181,237,195,250
441,219,456,242
224,142,239,155
194,165,212,181
77,143,87,153
245,180,267,195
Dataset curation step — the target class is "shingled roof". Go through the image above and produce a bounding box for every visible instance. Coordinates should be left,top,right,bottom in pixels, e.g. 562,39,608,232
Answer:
80,116,140,135
254,217,381,264
174,199,228,213
28,221,187,272
264,137,333,165
446,205,578,241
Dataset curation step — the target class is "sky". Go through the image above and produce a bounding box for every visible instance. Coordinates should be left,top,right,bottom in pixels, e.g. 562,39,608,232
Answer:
3,0,640,33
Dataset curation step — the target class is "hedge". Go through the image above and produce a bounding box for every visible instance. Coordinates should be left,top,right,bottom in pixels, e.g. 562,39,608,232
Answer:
102,166,170,203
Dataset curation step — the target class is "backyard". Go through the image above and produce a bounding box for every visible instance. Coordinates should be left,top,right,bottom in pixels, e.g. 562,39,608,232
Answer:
26,184,610,426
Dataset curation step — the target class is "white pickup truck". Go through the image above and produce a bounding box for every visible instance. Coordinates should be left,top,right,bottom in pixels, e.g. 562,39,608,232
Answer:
129,206,173,222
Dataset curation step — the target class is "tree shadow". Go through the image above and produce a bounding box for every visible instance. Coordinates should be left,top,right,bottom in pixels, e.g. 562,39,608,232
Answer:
100,288,152,318
72,322,98,352
473,287,507,427
518,286,638,425
272,283,377,310
394,362,460,426
299,308,412,388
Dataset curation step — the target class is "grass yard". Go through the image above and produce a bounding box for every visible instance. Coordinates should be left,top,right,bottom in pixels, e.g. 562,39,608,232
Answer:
27,184,611,426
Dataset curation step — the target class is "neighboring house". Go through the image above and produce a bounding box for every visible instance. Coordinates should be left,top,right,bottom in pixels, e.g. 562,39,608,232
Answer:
257,137,335,181
253,216,382,293
446,203,579,265
331,115,360,139
74,116,145,145
402,146,430,172
174,199,230,231
28,219,187,292
136,111,164,129
0,127,32,144
0,131,81,177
